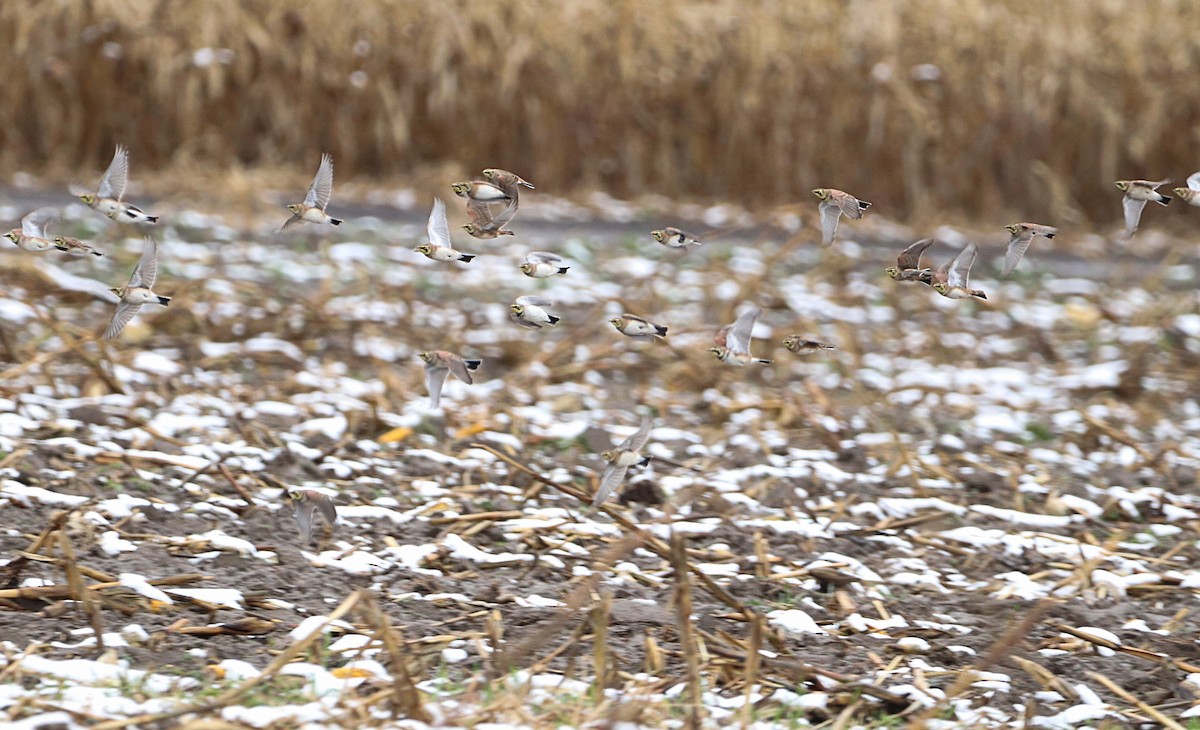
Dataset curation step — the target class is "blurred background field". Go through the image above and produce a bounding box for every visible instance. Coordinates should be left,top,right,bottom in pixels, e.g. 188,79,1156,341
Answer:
2,0,1200,227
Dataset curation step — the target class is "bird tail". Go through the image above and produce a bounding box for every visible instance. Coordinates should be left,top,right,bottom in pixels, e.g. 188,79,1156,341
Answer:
756,358,773,365
858,201,872,211
547,315,561,324
92,250,103,256
460,254,476,262
330,218,343,225
464,359,483,371
557,267,570,274
655,325,668,336
1043,233,1056,239
1157,197,1171,207
973,290,987,300
157,296,171,306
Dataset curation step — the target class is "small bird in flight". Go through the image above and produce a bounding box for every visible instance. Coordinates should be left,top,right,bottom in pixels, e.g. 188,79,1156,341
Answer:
282,153,342,231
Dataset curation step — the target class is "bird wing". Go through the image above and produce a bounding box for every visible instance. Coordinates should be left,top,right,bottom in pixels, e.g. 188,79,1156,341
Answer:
280,213,304,232
426,197,451,248
592,463,629,507
304,153,334,209
22,207,59,238
1122,196,1147,238
485,196,520,231
424,364,449,409
103,301,144,340
947,243,977,288
726,307,761,353
314,494,338,526
131,237,158,289
97,145,129,200
466,199,496,225
931,256,952,286
526,251,562,265
897,238,933,270
834,191,865,219
516,295,553,308
1002,236,1031,276
1187,171,1200,193
444,355,474,385
617,416,652,452
292,500,313,542
818,202,841,247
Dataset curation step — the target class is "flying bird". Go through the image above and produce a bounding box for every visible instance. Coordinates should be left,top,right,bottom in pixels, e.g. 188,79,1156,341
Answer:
481,168,535,197
282,153,342,231
418,350,482,410
510,296,560,329
812,188,870,247
414,198,475,262
53,236,104,256
1115,178,1170,239
451,180,511,203
1002,223,1057,275
73,145,158,224
710,307,772,366
610,314,668,341
593,416,653,506
291,490,338,543
650,227,701,249
4,208,60,252
931,242,987,300
782,336,835,354
463,196,518,239
885,238,934,283
1173,172,1200,207
104,237,170,340
520,251,569,278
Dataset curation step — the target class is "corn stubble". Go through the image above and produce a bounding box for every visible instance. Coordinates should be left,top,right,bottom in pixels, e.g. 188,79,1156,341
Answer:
1,0,1197,223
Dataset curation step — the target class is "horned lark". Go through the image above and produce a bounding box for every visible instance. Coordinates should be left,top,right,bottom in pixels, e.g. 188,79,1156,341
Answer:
4,208,60,251
710,307,772,366
291,490,337,543
931,242,987,300
451,180,511,202
481,168,534,197
510,296,559,329
418,350,482,409
74,145,158,224
53,236,104,256
1115,178,1170,239
650,227,701,249
414,198,475,263
782,336,835,354
593,416,652,506
1173,172,1200,207
812,188,870,247
885,238,934,283
282,153,342,231
1002,223,1056,275
463,196,518,239
610,313,668,341
520,251,569,278
104,236,170,340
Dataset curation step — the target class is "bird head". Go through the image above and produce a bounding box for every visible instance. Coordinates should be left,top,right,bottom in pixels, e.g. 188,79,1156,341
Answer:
519,263,534,275
601,450,615,462
1114,181,1129,192
1004,224,1021,235
462,224,478,235
782,336,797,351
812,188,829,201
450,182,469,196
609,317,623,329
481,169,498,181
933,282,950,295
3,231,17,243
510,304,524,316
708,347,726,359
286,203,300,214
417,351,433,364
650,230,666,243
414,244,432,255
1173,187,1190,197
77,193,96,205
108,286,123,297
884,266,900,279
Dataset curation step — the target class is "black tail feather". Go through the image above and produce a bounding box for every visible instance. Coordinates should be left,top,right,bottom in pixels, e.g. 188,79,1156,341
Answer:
558,267,570,274
547,314,561,324
464,359,483,370
157,296,171,306
460,254,476,262
330,218,343,225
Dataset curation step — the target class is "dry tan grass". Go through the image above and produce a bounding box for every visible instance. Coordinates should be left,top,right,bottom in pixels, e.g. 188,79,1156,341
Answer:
2,0,1199,224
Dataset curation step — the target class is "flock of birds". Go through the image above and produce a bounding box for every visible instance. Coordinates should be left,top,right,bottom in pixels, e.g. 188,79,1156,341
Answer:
5,146,1200,538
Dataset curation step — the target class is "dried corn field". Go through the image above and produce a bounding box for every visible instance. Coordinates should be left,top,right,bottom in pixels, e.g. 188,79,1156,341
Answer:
2,1,1200,223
